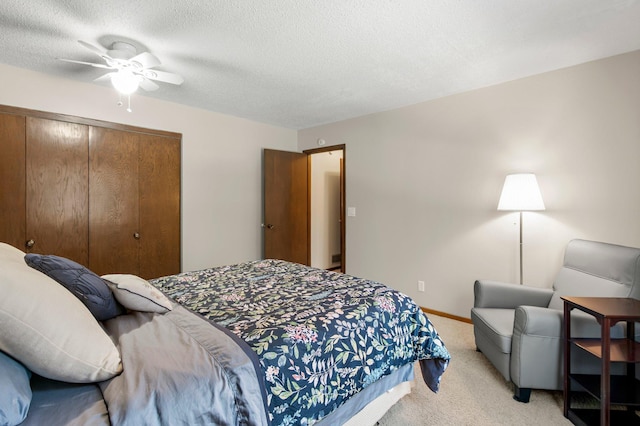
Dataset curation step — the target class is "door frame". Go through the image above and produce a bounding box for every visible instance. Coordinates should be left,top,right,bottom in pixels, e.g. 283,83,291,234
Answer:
303,144,346,273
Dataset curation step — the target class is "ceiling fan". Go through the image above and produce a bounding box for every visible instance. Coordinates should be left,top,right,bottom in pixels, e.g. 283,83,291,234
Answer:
59,40,184,97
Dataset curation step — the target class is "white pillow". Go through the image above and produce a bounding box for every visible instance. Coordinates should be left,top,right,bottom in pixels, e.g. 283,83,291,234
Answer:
0,243,122,383
102,274,173,314
0,243,26,262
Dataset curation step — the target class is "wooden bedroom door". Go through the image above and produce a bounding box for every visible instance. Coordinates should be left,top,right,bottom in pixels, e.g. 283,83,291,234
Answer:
263,149,309,265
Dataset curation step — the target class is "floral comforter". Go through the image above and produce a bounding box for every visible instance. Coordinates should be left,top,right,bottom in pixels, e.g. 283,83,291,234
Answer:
151,259,450,426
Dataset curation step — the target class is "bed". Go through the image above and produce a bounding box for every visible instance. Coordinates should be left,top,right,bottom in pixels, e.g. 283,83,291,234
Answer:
0,243,450,426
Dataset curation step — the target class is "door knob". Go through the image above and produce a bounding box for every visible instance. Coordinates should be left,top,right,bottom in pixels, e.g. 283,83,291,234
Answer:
266,224,275,230
133,232,140,239
26,239,35,248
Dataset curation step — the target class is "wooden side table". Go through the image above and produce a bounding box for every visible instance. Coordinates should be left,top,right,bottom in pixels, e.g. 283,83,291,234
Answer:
562,296,640,426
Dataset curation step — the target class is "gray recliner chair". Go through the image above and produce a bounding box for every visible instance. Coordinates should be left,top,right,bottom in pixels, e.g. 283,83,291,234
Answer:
471,239,640,402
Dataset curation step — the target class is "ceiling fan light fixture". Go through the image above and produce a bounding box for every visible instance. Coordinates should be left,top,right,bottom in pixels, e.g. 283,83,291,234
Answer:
60,40,184,111
111,70,140,95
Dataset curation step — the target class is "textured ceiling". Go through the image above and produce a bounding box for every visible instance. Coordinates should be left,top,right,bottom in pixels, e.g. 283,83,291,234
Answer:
1,0,640,129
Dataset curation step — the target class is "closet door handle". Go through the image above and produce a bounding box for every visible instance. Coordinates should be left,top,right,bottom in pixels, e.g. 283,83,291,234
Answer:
133,232,140,240
26,239,35,248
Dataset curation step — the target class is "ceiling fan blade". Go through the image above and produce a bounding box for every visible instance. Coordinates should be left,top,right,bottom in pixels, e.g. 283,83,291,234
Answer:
142,69,184,85
78,40,108,57
93,72,116,82
130,52,161,69
139,78,159,92
58,58,113,69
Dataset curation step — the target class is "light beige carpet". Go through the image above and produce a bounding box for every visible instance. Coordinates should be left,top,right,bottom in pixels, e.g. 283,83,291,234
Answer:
378,314,572,425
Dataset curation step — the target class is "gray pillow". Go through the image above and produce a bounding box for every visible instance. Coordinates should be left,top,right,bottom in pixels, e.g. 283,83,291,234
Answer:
24,254,123,321
0,351,32,426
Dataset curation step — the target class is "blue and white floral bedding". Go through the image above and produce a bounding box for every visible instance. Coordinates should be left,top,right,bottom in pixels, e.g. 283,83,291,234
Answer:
151,259,450,426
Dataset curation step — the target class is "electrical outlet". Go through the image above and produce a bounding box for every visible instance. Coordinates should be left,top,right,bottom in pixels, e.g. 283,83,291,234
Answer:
417,280,425,292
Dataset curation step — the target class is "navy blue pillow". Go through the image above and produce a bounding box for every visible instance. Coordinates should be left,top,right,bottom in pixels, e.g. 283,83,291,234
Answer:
0,351,31,426
24,254,123,321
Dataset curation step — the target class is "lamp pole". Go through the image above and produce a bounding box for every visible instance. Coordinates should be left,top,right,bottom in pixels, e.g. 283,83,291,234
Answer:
519,211,523,285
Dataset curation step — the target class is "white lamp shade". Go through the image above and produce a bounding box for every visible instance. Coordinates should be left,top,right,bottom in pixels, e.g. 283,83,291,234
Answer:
111,70,140,95
497,173,545,211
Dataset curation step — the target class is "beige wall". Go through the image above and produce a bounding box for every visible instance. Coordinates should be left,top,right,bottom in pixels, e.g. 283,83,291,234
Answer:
0,63,298,272
2,50,638,319
298,51,640,318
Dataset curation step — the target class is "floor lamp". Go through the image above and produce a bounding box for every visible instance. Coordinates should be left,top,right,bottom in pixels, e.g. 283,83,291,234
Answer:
497,173,545,285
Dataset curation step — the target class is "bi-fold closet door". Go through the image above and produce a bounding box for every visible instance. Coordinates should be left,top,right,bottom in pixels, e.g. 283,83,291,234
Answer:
0,110,180,279
89,126,181,279
0,115,90,264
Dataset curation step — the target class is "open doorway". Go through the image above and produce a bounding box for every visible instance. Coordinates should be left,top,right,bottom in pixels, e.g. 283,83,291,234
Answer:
304,145,345,272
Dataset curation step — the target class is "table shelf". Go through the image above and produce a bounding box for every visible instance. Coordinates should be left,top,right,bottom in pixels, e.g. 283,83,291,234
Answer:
571,338,640,363
562,296,640,426
570,374,640,406
567,408,640,426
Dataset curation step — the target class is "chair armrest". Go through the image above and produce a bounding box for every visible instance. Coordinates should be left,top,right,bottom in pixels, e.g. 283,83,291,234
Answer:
510,306,564,390
473,280,554,309
513,306,563,337
514,306,625,338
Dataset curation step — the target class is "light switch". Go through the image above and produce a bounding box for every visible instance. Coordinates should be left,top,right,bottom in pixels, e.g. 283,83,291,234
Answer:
347,207,356,217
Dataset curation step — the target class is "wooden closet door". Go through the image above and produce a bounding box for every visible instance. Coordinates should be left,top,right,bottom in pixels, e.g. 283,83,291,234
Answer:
89,127,140,275
138,135,181,279
25,117,89,264
0,113,26,250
